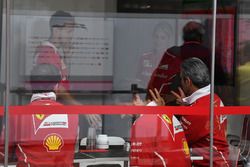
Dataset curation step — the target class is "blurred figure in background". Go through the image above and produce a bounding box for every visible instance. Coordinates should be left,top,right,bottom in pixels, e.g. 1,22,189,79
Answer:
226,41,250,165
146,21,211,105
136,22,174,89
237,41,250,106
34,10,101,129
34,10,74,87
227,41,250,147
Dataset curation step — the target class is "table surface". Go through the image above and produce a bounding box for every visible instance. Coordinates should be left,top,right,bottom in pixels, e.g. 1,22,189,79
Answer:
74,149,129,163
74,149,203,161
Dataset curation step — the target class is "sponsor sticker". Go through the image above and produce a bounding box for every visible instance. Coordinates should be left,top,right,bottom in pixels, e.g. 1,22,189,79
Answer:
43,133,64,152
162,114,172,124
35,114,45,120
182,139,190,156
33,114,69,134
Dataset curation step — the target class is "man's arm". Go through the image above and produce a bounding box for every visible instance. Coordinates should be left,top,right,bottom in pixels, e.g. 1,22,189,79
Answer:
56,85,102,128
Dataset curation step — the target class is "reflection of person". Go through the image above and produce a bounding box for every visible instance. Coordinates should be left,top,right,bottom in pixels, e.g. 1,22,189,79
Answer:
237,41,250,105
1,64,78,166
136,22,174,88
130,99,191,167
227,41,250,148
147,21,211,104
34,10,101,128
179,21,210,65
171,58,229,167
34,10,75,85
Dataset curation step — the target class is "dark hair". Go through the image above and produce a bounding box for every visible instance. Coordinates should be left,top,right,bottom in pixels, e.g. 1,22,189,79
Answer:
183,21,205,42
50,10,74,30
30,64,61,93
181,57,210,88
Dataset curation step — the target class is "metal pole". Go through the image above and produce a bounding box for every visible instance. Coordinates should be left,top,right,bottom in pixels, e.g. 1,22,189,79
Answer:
4,0,10,166
210,0,217,166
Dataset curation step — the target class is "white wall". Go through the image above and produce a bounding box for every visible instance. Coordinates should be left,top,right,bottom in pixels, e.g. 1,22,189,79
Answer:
12,0,117,12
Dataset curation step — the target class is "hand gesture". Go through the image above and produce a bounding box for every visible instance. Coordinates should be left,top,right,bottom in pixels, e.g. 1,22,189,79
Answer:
85,114,102,128
171,87,189,106
149,88,165,106
132,94,146,106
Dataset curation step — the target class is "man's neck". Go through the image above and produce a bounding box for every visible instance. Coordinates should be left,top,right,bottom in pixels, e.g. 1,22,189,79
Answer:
187,86,199,96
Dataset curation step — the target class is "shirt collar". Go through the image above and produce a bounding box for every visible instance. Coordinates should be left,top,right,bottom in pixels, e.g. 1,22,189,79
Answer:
182,84,210,104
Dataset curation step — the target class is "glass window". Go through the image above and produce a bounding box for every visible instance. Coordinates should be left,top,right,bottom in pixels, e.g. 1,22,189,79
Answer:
0,0,248,167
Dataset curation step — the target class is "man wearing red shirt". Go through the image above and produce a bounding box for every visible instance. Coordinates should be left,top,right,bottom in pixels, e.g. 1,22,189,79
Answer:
34,10,101,129
147,21,211,104
130,101,191,167
34,10,75,90
172,58,229,166
1,64,78,166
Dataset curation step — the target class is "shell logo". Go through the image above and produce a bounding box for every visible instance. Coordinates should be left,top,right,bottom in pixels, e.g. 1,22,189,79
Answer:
43,133,64,152
182,139,190,156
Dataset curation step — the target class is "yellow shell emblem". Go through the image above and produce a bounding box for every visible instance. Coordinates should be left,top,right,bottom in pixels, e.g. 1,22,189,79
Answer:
35,114,44,120
43,133,64,152
182,139,190,156
162,114,172,124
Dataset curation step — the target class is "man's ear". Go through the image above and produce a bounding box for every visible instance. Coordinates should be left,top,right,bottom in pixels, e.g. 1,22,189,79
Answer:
184,77,192,86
